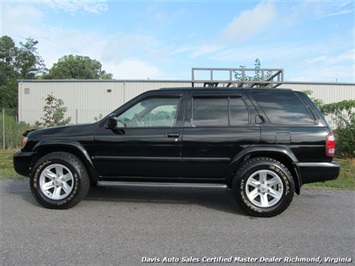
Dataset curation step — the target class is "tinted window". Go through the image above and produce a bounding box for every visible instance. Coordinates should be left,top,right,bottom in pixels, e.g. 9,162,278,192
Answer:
230,98,249,126
192,97,248,127
117,97,179,127
252,91,315,125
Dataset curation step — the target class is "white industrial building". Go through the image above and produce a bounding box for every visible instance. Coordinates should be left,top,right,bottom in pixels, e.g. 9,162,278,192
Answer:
17,68,355,125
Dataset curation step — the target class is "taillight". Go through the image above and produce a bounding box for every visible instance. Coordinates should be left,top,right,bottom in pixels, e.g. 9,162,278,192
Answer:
326,133,336,157
21,137,28,149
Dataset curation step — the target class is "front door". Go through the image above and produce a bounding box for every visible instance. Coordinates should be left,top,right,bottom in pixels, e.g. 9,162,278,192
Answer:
93,95,183,180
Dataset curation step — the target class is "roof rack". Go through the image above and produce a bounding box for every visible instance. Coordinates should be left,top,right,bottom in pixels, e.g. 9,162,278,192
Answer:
191,67,284,88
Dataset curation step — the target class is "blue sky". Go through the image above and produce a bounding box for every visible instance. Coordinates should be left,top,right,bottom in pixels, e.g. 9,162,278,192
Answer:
1,0,354,82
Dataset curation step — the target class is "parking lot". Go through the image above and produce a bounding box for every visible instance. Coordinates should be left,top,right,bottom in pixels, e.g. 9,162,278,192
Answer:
1,178,354,265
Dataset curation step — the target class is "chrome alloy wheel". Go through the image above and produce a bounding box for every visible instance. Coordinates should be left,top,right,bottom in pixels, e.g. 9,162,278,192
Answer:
245,170,284,208
39,164,74,200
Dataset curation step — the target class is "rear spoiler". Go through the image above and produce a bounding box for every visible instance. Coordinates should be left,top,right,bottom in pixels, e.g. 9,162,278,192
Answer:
23,129,37,137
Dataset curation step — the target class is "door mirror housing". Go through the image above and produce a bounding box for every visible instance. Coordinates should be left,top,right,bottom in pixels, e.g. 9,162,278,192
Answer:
106,114,126,129
106,114,117,129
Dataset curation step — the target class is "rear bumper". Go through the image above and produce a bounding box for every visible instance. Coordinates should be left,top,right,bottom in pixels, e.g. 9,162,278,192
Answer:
295,161,340,185
13,151,36,177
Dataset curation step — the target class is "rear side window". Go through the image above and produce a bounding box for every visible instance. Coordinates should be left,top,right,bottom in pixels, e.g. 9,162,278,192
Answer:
192,97,248,127
251,91,315,125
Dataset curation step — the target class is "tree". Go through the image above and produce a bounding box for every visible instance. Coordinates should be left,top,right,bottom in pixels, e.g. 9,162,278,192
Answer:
0,36,18,82
0,36,18,108
0,36,46,108
303,90,325,109
234,58,274,88
36,94,71,128
304,90,355,158
16,38,46,79
45,54,112,79
321,100,355,158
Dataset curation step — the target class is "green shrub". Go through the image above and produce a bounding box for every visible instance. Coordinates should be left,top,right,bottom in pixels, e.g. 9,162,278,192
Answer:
321,101,355,158
0,109,30,149
304,91,355,158
35,94,71,127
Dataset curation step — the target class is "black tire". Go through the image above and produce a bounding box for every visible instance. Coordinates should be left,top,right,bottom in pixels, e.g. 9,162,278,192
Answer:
30,152,90,209
232,157,295,217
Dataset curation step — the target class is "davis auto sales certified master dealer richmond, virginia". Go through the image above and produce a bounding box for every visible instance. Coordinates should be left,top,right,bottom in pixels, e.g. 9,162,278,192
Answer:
141,255,352,263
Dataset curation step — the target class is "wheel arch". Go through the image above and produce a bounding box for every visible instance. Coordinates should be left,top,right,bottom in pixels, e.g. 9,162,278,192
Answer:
32,140,98,182
227,146,301,194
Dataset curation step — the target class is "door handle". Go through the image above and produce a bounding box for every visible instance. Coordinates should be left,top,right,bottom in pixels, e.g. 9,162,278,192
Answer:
167,132,180,138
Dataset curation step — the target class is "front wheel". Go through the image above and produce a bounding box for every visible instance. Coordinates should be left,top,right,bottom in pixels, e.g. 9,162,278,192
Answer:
30,152,90,209
232,157,295,217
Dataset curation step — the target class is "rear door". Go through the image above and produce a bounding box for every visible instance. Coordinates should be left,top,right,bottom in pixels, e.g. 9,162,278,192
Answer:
181,91,260,181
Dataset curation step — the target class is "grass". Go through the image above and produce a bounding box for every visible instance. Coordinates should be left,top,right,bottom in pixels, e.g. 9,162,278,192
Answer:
303,158,355,190
0,149,23,178
1,150,354,190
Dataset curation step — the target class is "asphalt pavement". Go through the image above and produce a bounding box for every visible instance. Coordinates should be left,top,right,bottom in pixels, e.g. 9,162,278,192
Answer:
1,178,354,266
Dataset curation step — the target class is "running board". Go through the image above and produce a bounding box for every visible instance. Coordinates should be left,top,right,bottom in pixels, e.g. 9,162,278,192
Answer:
97,181,228,189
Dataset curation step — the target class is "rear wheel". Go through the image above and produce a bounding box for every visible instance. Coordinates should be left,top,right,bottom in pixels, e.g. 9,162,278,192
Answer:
232,157,294,217
30,152,90,209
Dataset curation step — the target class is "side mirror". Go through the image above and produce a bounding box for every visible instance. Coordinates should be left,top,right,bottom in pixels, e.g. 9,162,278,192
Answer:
106,114,117,129
255,115,265,124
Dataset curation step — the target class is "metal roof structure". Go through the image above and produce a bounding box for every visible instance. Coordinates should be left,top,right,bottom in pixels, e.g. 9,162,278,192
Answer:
191,67,284,88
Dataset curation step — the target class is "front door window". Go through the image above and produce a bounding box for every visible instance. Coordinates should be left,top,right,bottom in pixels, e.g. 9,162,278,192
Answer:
117,97,180,128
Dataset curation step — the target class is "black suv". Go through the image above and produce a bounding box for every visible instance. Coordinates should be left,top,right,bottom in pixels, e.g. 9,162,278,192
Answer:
14,88,340,217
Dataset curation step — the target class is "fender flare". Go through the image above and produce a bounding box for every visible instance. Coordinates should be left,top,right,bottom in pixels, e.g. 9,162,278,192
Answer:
227,145,301,194
33,139,98,182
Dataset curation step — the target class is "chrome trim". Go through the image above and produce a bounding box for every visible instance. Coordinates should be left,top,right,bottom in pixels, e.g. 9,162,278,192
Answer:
296,162,339,167
97,181,228,188
92,156,181,162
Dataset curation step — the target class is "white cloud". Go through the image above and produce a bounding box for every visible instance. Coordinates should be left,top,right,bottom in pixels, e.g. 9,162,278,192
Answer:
36,28,164,79
36,0,108,14
307,49,355,65
2,1,163,79
290,64,355,83
296,49,355,82
222,1,276,42
37,27,107,68
189,44,225,59
1,3,44,37
1,1,353,83
314,0,354,19
285,0,354,21
209,42,311,64
105,58,161,79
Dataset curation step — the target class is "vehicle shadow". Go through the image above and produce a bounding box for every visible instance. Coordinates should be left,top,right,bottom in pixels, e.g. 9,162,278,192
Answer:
2,178,39,206
2,178,245,215
85,185,245,215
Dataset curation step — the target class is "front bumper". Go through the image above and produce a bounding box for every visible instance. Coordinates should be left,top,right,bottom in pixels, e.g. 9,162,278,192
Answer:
13,151,36,177
295,161,340,185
